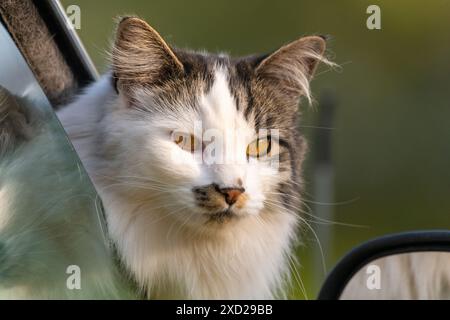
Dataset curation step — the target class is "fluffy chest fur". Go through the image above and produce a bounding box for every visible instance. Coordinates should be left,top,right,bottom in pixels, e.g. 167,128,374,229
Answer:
103,190,297,299
58,17,329,299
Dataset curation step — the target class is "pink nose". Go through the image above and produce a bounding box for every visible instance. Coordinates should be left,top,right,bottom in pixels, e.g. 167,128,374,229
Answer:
218,187,245,206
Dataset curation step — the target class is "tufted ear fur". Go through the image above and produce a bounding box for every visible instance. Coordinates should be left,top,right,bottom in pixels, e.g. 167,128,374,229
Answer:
255,36,327,104
112,17,184,101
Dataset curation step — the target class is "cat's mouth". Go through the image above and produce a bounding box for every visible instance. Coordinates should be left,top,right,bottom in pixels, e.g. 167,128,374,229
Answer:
206,209,239,223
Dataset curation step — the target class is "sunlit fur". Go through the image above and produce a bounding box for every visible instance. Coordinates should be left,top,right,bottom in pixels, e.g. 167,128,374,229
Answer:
58,17,330,299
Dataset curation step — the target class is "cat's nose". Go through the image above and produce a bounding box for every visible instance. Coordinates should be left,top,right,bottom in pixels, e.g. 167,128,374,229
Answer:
218,187,245,206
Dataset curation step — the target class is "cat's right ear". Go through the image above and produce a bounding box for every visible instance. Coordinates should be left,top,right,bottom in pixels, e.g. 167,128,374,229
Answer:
112,17,184,101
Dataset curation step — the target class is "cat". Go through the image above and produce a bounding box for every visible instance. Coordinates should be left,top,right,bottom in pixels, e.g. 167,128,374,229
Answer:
57,16,332,299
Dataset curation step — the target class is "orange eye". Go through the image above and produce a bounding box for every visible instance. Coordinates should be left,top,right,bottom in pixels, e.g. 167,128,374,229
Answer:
172,132,201,153
246,136,279,159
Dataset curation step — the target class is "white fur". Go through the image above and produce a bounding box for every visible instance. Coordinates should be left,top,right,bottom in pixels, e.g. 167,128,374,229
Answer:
58,67,298,299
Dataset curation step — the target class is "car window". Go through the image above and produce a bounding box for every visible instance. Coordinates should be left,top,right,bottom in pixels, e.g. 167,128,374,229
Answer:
0,21,134,299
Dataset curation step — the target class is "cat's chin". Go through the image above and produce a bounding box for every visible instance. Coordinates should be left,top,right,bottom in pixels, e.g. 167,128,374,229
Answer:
204,208,241,224
199,207,263,230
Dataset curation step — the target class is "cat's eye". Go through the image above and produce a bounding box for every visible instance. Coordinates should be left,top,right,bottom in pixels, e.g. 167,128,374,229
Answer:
246,135,279,159
172,132,201,153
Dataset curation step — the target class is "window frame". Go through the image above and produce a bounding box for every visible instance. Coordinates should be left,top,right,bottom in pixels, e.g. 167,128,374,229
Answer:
0,0,98,106
33,0,98,87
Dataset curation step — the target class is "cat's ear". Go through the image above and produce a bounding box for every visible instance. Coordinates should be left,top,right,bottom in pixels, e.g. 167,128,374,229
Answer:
112,17,184,97
255,36,327,104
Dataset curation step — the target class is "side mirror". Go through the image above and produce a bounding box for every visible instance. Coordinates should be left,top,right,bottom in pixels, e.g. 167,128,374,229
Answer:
318,230,450,300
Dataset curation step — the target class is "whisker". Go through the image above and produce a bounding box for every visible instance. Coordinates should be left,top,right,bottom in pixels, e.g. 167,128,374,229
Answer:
265,192,366,228
264,200,327,274
287,255,308,300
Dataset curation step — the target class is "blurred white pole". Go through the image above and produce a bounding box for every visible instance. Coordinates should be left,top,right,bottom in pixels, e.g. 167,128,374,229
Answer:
312,91,336,292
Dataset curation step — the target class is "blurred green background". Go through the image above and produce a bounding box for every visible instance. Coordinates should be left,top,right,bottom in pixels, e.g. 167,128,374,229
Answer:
61,0,450,299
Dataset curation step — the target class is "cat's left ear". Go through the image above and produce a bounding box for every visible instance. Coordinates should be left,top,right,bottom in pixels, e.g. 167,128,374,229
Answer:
112,17,184,100
255,36,327,104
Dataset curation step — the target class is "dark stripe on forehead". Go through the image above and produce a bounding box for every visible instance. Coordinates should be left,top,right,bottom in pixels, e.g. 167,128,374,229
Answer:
244,86,254,121
173,49,216,86
228,57,260,115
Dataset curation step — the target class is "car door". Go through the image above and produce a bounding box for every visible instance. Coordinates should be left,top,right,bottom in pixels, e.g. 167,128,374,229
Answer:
0,0,135,299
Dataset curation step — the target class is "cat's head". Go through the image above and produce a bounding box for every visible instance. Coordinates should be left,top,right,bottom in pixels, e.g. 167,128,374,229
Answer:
100,17,329,230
